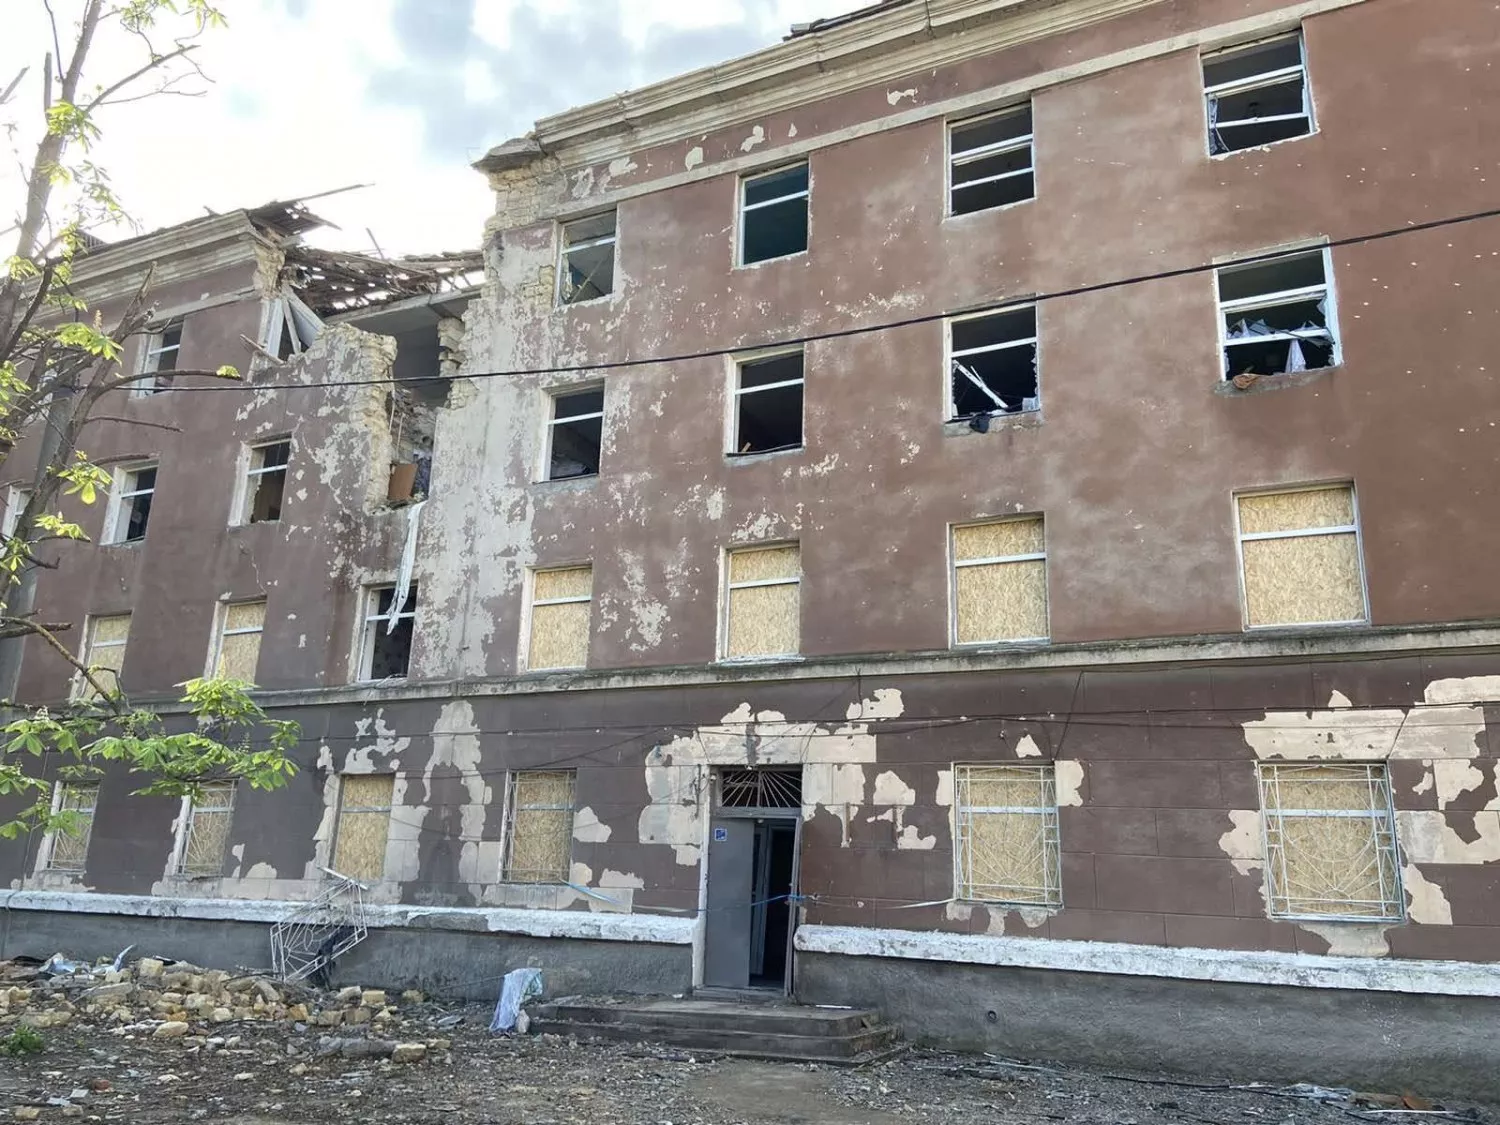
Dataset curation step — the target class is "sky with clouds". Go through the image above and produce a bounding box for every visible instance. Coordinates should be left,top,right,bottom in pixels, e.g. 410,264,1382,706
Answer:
2,0,863,256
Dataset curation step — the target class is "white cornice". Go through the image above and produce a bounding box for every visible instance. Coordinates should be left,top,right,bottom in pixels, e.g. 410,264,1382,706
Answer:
67,212,272,306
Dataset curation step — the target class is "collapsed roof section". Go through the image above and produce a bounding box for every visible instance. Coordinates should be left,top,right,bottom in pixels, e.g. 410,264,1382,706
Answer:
279,246,484,319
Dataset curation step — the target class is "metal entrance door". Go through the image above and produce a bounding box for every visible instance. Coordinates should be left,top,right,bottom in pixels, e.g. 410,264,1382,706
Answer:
703,817,755,988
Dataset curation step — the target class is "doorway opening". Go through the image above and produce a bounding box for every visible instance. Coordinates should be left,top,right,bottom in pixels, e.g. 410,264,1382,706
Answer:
750,818,797,988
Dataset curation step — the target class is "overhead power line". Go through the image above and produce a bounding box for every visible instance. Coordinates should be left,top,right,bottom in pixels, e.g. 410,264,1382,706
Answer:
159,204,1500,394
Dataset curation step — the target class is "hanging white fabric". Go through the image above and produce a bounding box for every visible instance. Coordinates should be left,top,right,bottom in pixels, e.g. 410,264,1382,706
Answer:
387,498,425,634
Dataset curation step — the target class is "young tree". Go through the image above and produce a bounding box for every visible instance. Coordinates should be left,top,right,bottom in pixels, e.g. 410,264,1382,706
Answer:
0,1,299,842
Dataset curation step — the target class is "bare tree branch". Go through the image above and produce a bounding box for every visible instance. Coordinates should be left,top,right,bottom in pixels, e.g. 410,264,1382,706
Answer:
0,67,27,107
82,43,198,112
3,615,117,709
41,1,64,87
83,416,182,432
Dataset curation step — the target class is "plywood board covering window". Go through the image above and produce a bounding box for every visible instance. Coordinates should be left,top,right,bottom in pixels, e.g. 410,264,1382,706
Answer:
1237,486,1364,627
952,518,1047,644
45,781,98,872
503,770,576,883
76,613,130,699
954,765,1060,905
725,544,800,659
213,600,266,682
528,566,592,670
1258,762,1402,921
332,774,394,882
179,782,235,877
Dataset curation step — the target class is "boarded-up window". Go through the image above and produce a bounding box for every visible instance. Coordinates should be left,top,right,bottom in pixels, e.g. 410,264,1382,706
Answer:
952,518,1048,644
75,613,131,700
178,782,236,877
954,765,1060,906
46,782,98,872
332,774,394,882
1258,762,1402,920
1237,486,1364,627
503,770,576,883
212,600,265,682
527,566,592,670
724,544,800,659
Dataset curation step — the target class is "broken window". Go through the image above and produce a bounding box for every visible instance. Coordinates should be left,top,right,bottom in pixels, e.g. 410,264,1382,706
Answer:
502,770,576,884
43,782,99,872
1258,762,1402,920
1219,249,1336,378
241,439,290,523
949,306,1038,420
952,518,1049,644
1237,485,1364,627
212,600,266,683
954,764,1061,906
717,768,802,811
331,774,394,882
108,463,156,544
724,544,800,660
739,163,809,266
558,212,617,304
134,319,183,395
177,782,236,878
546,387,603,481
949,105,1035,216
2,485,31,540
526,565,592,671
358,585,417,681
1205,33,1312,155
732,351,803,456
75,613,130,700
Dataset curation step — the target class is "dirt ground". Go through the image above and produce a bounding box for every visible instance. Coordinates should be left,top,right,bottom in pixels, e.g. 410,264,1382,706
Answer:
1,1001,1493,1125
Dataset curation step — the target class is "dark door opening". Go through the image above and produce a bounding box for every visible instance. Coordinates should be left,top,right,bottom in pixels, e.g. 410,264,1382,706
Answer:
750,818,797,988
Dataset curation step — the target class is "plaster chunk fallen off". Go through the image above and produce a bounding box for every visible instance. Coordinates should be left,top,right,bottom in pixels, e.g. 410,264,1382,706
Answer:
740,125,766,152
685,145,704,170
1433,759,1487,809
1299,922,1391,958
1396,810,1500,864
1055,760,1085,807
1403,864,1454,925
573,807,612,843
1241,704,1484,760
1015,735,1043,758
1218,809,1264,877
887,88,918,105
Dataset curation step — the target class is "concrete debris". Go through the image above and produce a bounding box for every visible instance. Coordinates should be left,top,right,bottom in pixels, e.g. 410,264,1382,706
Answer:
390,1042,427,1064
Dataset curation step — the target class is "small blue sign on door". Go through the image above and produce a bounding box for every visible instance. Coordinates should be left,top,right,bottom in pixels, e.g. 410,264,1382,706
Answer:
713,826,728,842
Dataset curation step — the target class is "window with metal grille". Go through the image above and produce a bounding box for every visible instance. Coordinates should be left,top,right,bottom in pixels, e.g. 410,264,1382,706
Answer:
1236,485,1365,628
949,104,1034,216
75,613,130,700
558,212,616,304
332,774,394,882
1204,32,1312,156
1218,249,1337,379
44,782,98,872
954,764,1061,906
503,770,576,884
952,518,1048,644
178,782,236,877
717,768,803,811
1258,762,1402,921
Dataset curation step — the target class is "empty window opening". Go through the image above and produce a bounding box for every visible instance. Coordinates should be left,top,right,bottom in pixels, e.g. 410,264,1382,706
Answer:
740,164,809,266
1259,762,1401,921
135,319,183,395
949,306,1038,419
559,212,617,304
177,782,236,877
952,518,1048,644
717,767,802,811
75,613,130,700
43,782,99,872
503,770,576,883
1219,249,1335,378
108,463,156,544
359,584,417,681
527,565,592,671
1205,33,1312,155
949,105,1035,216
212,600,266,682
1236,485,1364,627
724,544,800,660
332,774,394,881
242,439,290,524
733,351,804,455
954,764,1061,906
547,387,603,481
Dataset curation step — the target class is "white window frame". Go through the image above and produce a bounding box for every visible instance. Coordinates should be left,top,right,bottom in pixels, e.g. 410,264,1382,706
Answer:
720,542,802,662
103,462,157,545
728,347,805,457
1204,31,1314,157
73,613,130,700
953,763,1062,907
1233,482,1367,630
1217,246,1340,378
356,583,416,682
233,437,291,525
556,211,618,306
946,306,1040,421
500,769,577,884
949,517,1050,646
2,484,32,540
133,319,183,396
946,104,1035,217
38,780,99,873
542,384,605,482
521,565,593,672
737,162,810,268
1257,761,1403,922
171,781,238,878
207,599,267,679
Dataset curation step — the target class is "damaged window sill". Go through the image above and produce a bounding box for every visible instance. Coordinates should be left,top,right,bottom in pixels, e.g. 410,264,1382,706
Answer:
943,195,1036,223
715,654,806,667
554,291,622,313
1209,127,1318,161
943,410,1042,439
953,638,1051,651
726,445,803,465
532,473,600,489
1217,364,1338,396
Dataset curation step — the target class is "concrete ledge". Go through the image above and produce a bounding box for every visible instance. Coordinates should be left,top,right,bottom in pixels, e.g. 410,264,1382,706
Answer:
794,924,1500,997
0,890,696,945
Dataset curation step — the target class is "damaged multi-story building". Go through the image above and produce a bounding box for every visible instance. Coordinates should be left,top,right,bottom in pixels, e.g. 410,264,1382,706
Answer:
5,0,1500,1095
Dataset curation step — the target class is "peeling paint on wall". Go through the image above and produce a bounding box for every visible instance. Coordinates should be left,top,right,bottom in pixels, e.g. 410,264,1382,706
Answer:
573,807,612,843
1301,922,1392,958
887,88,918,105
1055,760,1085,807
1218,809,1263,877
685,145,704,170
1403,863,1454,925
740,125,766,152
